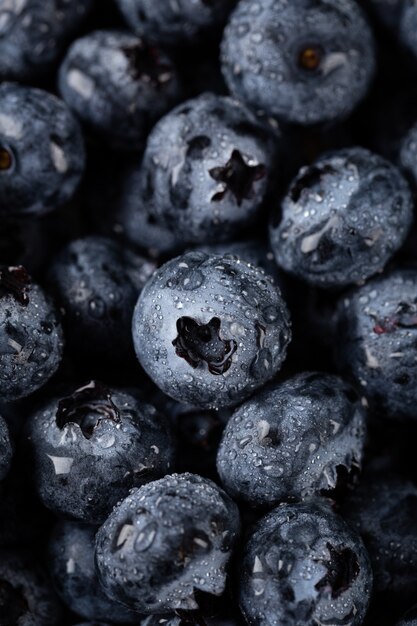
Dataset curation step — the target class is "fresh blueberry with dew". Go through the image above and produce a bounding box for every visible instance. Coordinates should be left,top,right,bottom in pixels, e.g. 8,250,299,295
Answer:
95,473,240,615
0,83,85,217
239,500,372,626
270,147,413,289
217,372,366,508
342,475,417,610
0,415,12,482
27,381,174,524
0,551,63,626
0,0,94,81
115,0,236,46
48,236,156,367
337,268,417,419
123,93,277,249
59,30,182,152
0,265,64,402
221,0,375,126
48,520,140,624
132,250,291,408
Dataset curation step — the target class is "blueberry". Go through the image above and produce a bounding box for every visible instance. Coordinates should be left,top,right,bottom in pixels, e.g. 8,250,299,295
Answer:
400,121,417,189
0,265,64,401
132,251,291,408
239,500,372,626
217,372,366,507
122,93,276,248
337,268,417,419
0,83,85,216
0,414,12,481
48,236,156,367
0,0,94,81
365,0,417,61
270,147,413,289
59,30,182,152
95,473,240,614
27,381,175,524
0,551,63,625
48,520,140,623
115,0,236,46
342,475,417,609
221,0,375,125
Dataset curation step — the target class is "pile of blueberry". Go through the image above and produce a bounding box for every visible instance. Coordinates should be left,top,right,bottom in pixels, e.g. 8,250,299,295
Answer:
2,0,417,625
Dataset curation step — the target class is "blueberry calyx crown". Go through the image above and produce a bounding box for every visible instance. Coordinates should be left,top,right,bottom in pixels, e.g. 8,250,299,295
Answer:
298,45,323,72
56,380,121,439
209,149,266,206
0,265,31,306
122,42,172,87
315,543,360,599
290,164,336,203
0,579,28,625
0,146,13,171
373,301,417,334
172,316,237,375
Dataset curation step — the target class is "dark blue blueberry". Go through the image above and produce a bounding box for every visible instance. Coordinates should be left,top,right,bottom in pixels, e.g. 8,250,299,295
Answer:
337,268,417,419
115,0,236,46
48,520,140,623
0,265,64,401
48,236,156,367
400,121,417,190
122,93,276,248
0,83,85,216
95,473,240,614
217,372,366,507
132,251,291,408
239,500,372,626
221,0,375,125
0,551,63,625
27,381,175,524
59,30,182,152
0,414,12,481
270,147,413,289
140,615,242,625
396,605,417,626
0,0,94,81
342,475,417,609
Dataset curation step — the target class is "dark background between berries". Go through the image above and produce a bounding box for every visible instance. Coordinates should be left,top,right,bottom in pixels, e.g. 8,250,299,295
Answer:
1,0,417,625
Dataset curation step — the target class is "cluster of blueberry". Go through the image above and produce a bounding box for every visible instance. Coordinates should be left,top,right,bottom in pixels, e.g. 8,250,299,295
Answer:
1,0,417,625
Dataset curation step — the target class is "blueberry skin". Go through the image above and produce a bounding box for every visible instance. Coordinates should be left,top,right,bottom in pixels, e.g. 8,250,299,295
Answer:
337,269,417,419
0,0,94,81
132,251,291,408
239,500,372,626
221,0,375,126
126,93,276,248
0,83,85,216
400,121,417,189
0,551,63,625
59,30,182,152
95,473,240,614
0,414,12,481
270,147,413,289
27,381,175,524
217,372,366,507
48,236,156,366
342,476,417,606
0,266,64,402
115,0,236,46
48,520,140,623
